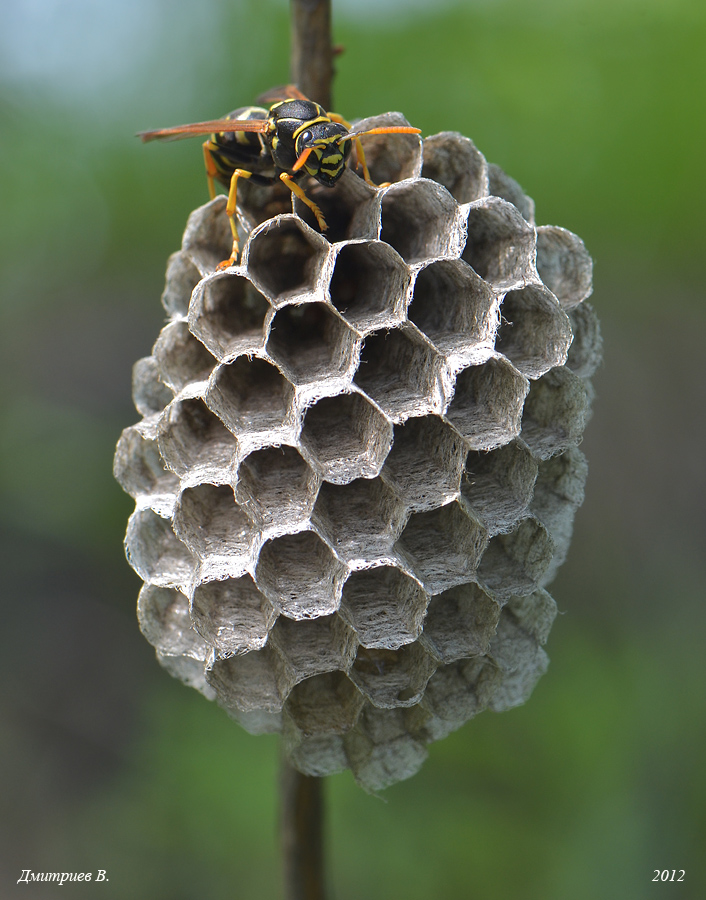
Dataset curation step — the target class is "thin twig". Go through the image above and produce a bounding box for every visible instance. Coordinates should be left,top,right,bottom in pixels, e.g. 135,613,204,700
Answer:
290,0,334,109
280,757,328,900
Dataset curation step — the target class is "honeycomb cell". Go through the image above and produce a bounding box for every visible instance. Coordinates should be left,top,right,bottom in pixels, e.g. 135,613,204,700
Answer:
311,477,407,563
270,614,358,688
245,215,329,302
478,516,554,600
520,366,589,459
114,424,179,517
380,179,464,264
189,271,271,361
266,301,359,384
349,642,436,709
157,651,216,699
353,112,422,185
496,285,573,378
418,656,499,741
535,225,592,309
344,705,428,792
191,575,276,657
132,356,174,419
236,445,319,537
421,583,500,663
445,356,529,450
153,320,217,392
566,302,602,379
395,502,487,594
408,259,497,358
462,440,538,534
158,397,237,481
329,240,410,333
299,390,392,484
125,508,194,589
236,176,292,233
380,415,466,512
339,564,429,649
285,731,348,778
206,356,294,439
208,644,285,713
506,587,558,646
292,167,380,243
181,196,234,276
486,611,549,712
161,251,202,319
173,483,253,569
137,583,209,661
421,132,488,204
285,670,364,737
487,163,535,225
462,196,536,289
354,325,444,422
255,530,348,620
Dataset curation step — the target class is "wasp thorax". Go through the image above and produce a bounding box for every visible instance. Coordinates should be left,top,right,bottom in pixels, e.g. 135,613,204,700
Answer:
118,117,600,792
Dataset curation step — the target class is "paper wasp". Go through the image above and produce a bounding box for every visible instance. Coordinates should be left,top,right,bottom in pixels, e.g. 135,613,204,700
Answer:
139,85,421,268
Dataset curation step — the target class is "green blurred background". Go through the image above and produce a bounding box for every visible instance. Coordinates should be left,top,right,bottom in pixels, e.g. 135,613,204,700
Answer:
1,0,704,897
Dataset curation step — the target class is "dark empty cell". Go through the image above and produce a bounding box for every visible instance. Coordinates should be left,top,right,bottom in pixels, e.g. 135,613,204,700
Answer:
155,320,217,390
312,477,404,558
422,583,500,663
340,566,428,649
462,442,537,533
208,644,283,713
238,177,292,229
477,517,553,600
286,670,364,735
196,274,270,355
174,483,252,558
380,181,458,263
329,241,408,329
237,446,316,526
267,302,355,382
270,614,356,683
462,199,535,287
210,357,290,432
421,133,487,204
159,398,237,475
292,168,378,243
350,642,435,707
247,218,325,299
496,286,572,378
191,575,274,656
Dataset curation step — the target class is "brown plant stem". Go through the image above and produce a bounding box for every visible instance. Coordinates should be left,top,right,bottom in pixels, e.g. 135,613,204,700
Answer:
280,757,328,900
290,0,334,109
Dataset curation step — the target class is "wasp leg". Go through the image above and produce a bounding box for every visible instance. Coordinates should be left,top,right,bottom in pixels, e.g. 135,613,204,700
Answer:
279,173,328,232
216,167,253,269
203,141,219,201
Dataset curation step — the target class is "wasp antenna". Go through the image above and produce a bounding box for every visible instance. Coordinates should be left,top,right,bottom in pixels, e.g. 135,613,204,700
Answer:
341,126,421,142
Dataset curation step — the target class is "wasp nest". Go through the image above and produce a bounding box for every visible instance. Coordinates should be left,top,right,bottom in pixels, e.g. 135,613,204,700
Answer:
115,113,600,791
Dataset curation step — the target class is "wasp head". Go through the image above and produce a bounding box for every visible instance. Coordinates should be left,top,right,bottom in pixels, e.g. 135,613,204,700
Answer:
294,122,351,187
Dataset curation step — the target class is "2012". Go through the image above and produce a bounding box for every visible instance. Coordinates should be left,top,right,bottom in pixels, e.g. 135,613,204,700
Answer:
652,870,685,881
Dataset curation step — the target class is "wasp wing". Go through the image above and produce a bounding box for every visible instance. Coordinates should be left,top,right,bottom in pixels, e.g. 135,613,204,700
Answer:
256,84,310,105
138,118,269,143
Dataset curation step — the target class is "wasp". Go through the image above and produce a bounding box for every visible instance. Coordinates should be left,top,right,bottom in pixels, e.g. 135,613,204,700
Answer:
139,85,421,268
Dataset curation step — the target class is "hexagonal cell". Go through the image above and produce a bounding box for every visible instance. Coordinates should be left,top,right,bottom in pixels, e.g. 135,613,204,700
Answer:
444,356,529,450
462,197,536,289
208,645,285,713
477,516,554,601
462,440,538,534
354,325,444,422
236,445,319,536
486,611,549,712
157,651,215,699
566,301,602,379
487,163,535,224
506,587,558,646
312,477,407,562
421,583,500,664
395,501,487,594
270,614,358,690
285,731,348,778
496,285,573,379
137,583,210,661
380,179,464,264
158,397,237,480
284,670,365,737
114,425,179,516
266,301,359,384
536,225,592,309
349,642,436,709
418,656,499,740
299,390,393,484
189,271,271,361
380,415,466,512
206,356,294,437
421,132,488,204
181,196,234,276
191,575,276,657
292,167,380,243
352,112,422,185
153,320,218,392
173,483,253,562
125,508,194,589
520,366,589,459
328,240,410,333
339,564,428,649
408,259,497,357
132,356,174,418
344,704,428,792
245,215,329,302
256,530,348,620
161,250,202,319
236,176,292,233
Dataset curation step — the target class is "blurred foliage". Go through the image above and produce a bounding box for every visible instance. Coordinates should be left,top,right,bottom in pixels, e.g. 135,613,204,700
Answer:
0,0,704,897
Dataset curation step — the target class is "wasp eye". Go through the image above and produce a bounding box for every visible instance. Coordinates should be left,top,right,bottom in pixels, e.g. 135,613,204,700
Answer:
299,130,312,145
